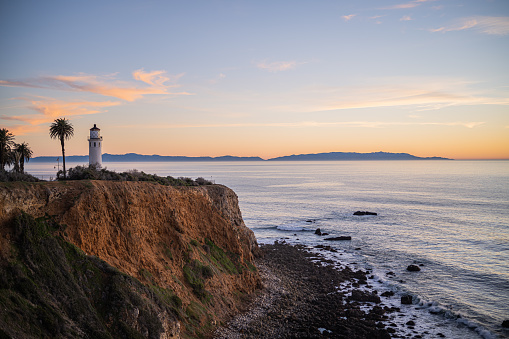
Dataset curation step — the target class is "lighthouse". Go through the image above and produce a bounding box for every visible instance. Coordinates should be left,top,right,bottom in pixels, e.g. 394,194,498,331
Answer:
88,124,102,167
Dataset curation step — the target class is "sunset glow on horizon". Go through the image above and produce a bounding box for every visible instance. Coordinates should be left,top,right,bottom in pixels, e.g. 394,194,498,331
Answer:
1,0,508,160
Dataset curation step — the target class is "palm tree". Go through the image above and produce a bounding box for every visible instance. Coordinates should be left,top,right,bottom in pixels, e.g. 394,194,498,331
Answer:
49,118,74,179
10,148,20,173
0,128,15,170
14,142,33,174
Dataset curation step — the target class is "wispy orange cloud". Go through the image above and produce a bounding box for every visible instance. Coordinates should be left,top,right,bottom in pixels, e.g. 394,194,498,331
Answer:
257,60,300,72
1,97,120,125
430,16,509,35
0,69,192,102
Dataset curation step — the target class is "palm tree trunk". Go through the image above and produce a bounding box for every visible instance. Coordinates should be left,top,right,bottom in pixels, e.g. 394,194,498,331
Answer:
20,158,25,174
60,137,66,179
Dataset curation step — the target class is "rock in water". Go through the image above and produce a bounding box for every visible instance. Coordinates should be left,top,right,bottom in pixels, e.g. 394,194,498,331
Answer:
401,295,413,305
324,236,352,241
407,264,421,272
314,228,322,235
353,211,377,216
502,320,509,328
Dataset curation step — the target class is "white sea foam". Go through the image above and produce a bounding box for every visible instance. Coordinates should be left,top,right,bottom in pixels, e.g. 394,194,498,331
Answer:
276,224,308,231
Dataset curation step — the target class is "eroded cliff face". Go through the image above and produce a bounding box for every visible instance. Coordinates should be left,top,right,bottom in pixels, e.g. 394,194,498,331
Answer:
0,181,261,338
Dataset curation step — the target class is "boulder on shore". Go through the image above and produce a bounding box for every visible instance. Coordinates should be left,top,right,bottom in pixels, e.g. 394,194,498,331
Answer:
353,211,377,216
324,236,352,241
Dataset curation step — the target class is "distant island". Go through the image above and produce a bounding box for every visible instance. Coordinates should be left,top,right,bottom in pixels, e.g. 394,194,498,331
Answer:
268,152,451,161
31,152,451,162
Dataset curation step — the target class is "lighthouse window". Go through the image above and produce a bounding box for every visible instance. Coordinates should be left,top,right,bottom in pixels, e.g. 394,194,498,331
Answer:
94,142,96,147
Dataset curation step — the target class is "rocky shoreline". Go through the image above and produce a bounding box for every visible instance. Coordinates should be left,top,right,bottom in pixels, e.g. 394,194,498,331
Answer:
215,242,398,338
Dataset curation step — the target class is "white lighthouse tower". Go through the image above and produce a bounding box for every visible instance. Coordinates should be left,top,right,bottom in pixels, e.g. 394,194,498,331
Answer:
88,124,102,168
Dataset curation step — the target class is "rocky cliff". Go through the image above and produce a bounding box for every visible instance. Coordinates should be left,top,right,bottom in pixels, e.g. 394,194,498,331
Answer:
0,181,261,338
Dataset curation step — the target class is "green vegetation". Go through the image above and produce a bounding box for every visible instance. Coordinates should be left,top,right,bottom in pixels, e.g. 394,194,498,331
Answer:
62,164,213,186
205,238,242,274
161,242,173,260
183,260,214,300
184,300,214,338
0,170,42,182
0,128,36,179
0,212,180,338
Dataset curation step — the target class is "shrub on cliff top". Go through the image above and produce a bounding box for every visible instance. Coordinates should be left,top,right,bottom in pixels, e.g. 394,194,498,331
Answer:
0,169,42,182
60,164,213,186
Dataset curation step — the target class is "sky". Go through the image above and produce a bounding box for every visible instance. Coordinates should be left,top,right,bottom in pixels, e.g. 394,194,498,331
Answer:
1,0,508,160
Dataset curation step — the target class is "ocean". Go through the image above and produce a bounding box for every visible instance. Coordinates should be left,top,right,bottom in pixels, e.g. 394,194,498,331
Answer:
25,160,509,338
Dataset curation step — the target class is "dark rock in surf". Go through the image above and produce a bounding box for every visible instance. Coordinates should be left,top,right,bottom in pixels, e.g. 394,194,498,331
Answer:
324,236,352,241
401,295,413,305
349,289,381,303
314,228,322,235
381,291,394,297
407,264,421,272
353,211,377,216
502,320,509,328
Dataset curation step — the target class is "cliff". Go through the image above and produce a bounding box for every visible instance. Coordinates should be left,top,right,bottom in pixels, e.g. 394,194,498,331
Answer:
0,181,261,338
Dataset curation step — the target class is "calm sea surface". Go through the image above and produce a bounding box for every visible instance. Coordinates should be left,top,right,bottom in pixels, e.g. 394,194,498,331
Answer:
26,160,509,338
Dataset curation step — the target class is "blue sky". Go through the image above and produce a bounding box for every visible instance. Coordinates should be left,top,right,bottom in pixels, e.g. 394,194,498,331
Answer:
1,0,508,159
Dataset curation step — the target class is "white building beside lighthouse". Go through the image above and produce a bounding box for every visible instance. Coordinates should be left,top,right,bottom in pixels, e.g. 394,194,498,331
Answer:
88,124,102,167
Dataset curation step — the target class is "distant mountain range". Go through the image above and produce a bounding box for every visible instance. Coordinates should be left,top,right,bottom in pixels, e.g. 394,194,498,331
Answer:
31,152,451,162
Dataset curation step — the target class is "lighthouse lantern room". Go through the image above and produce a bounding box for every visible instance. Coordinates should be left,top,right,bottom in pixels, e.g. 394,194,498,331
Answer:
88,124,103,167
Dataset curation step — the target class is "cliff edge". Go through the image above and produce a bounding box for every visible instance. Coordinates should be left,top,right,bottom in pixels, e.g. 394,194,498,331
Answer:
0,181,261,338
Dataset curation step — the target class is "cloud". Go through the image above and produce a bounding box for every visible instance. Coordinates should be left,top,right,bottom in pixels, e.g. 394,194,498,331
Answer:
400,15,412,21
320,89,509,111
382,0,436,10
342,14,356,21
1,97,120,126
208,73,227,85
268,77,509,114
430,16,509,35
0,69,192,102
257,60,300,72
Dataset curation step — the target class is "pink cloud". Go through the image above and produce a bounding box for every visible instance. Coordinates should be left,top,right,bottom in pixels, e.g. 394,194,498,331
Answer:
342,14,357,21
430,16,509,35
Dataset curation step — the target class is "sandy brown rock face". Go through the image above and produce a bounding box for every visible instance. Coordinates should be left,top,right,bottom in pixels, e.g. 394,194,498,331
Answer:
0,181,261,337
